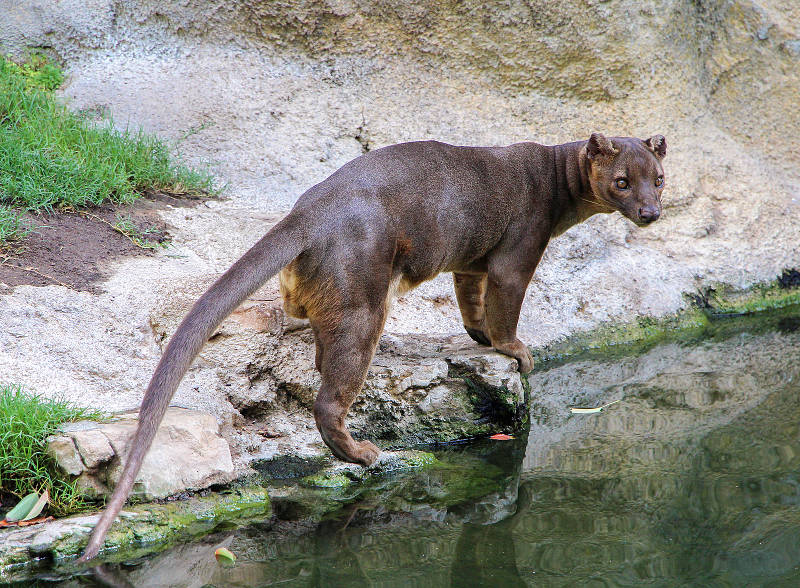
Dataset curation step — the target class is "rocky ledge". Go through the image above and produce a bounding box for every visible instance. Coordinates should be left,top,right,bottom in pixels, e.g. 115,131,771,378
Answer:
0,487,271,581
0,451,438,580
45,335,528,500
1,304,529,578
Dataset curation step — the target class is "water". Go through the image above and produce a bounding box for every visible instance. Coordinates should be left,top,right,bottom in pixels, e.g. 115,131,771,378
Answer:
13,311,800,587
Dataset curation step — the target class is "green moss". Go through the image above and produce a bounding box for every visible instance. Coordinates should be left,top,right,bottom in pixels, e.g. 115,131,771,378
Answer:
533,308,710,365
532,271,800,368
42,488,270,564
301,473,352,488
695,279,800,316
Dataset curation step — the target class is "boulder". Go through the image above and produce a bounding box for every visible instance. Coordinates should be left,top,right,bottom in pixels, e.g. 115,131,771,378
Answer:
47,408,235,500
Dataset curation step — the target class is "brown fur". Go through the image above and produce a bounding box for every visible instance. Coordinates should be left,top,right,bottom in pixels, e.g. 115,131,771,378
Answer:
78,132,666,562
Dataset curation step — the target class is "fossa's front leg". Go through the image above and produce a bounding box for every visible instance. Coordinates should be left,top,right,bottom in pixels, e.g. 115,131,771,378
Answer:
484,270,534,373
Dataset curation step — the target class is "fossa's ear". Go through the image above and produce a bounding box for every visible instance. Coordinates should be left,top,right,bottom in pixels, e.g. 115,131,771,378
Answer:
586,132,618,160
644,134,667,159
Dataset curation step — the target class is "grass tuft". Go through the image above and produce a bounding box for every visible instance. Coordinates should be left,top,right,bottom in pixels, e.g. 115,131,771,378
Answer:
113,213,170,250
0,53,63,92
0,384,103,515
0,54,217,217
0,204,30,244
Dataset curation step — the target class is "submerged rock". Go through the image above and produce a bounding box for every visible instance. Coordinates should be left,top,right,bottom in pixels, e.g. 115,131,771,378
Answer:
299,450,437,488
0,488,270,582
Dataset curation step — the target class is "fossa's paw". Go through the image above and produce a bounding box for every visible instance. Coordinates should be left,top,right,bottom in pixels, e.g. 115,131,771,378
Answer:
355,440,381,466
515,347,534,374
465,326,491,346
494,338,534,373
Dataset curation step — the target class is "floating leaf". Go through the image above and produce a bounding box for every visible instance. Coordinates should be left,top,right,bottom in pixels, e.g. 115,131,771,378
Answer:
570,399,621,414
215,547,236,565
489,433,514,441
22,489,48,521
5,492,38,522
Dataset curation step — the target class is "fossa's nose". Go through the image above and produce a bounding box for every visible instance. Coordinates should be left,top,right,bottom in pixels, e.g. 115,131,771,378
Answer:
638,206,660,223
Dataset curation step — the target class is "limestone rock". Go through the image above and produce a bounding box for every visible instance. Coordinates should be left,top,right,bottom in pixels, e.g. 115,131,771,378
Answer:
46,437,83,477
242,330,529,452
71,429,114,469
47,408,235,500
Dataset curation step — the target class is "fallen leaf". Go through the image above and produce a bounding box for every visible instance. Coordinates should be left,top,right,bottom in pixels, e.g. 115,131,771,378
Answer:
489,433,515,440
5,492,39,522
0,516,53,528
569,399,622,414
22,489,49,521
215,547,237,565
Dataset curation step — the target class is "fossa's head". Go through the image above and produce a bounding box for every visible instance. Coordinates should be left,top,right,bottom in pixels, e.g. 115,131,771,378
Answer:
584,133,666,226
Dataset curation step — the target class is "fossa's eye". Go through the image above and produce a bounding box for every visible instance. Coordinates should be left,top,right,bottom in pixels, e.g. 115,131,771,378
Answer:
655,176,664,187
615,178,629,189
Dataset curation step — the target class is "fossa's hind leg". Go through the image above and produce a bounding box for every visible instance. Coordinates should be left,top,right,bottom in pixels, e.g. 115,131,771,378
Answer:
295,245,392,466
310,302,387,466
454,272,490,345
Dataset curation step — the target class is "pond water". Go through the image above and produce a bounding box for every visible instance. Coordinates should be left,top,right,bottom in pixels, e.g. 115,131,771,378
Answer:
13,310,800,587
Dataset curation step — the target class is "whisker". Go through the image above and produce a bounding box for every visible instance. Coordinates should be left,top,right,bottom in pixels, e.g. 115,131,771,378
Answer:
578,195,604,207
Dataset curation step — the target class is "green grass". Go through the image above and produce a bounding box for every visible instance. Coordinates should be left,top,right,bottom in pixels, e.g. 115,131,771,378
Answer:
0,384,103,516
0,204,30,243
0,54,216,238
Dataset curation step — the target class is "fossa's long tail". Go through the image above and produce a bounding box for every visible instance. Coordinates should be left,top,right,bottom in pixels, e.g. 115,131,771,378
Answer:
78,215,306,562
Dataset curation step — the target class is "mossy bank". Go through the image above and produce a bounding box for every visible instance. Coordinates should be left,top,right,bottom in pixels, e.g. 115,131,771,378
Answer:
0,488,270,581
532,270,800,367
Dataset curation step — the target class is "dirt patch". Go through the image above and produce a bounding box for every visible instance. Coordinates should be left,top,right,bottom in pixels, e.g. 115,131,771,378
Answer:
0,193,201,292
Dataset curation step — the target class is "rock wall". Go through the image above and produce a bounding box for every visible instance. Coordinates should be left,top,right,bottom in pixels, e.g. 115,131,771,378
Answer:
0,1,798,464
2,0,796,332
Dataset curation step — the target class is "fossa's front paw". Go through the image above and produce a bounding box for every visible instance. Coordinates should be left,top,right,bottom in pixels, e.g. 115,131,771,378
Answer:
494,338,534,373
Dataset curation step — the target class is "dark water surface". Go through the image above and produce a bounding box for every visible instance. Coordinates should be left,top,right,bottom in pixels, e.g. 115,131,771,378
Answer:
20,311,800,587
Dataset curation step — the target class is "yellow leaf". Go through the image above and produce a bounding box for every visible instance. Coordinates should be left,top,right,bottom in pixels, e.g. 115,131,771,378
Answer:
569,399,621,414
